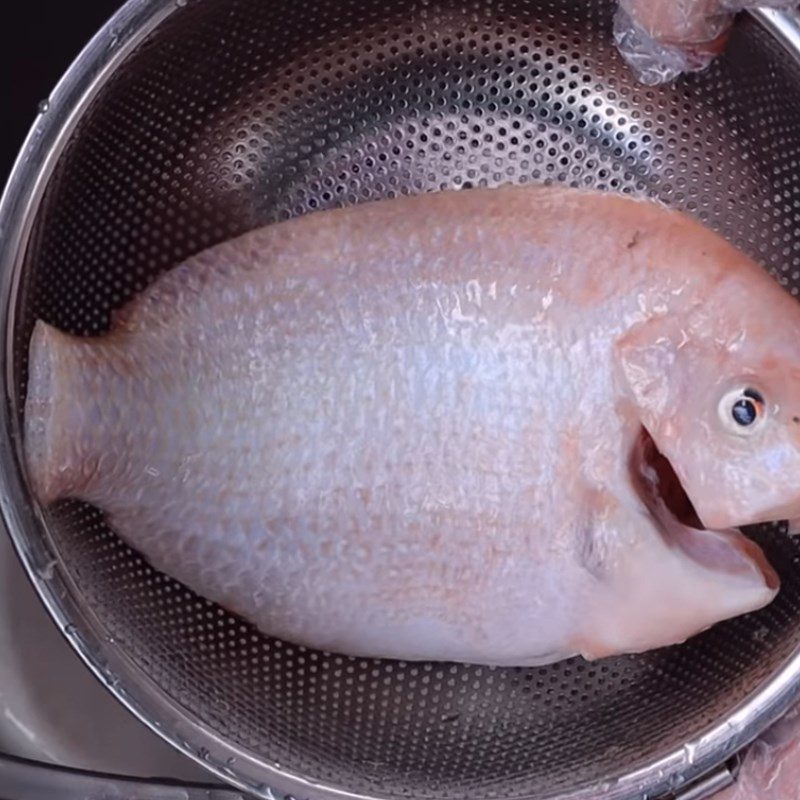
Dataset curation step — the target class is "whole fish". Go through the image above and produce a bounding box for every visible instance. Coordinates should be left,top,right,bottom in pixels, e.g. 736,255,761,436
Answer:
24,185,800,666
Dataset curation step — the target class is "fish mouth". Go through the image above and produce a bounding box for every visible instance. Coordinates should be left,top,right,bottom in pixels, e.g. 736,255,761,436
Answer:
632,427,703,531
631,427,779,590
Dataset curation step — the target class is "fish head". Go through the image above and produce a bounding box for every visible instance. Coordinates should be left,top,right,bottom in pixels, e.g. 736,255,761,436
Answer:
617,282,800,531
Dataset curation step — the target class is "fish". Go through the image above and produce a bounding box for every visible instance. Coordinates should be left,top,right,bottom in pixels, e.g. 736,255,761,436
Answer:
23,184,800,666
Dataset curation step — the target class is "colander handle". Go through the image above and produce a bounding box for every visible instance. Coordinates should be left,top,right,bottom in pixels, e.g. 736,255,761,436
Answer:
672,759,739,800
0,751,250,800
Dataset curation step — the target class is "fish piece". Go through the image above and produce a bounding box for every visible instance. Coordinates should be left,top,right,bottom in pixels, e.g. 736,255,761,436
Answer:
24,185,800,666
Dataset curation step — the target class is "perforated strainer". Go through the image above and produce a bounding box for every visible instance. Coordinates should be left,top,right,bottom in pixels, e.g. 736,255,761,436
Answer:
4,2,800,799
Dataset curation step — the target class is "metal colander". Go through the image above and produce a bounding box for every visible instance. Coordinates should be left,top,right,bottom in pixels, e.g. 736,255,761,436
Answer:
3,2,800,799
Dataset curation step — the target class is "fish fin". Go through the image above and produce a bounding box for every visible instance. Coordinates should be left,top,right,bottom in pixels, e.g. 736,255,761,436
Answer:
111,261,203,332
24,321,85,505
110,243,263,334
614,313,683,428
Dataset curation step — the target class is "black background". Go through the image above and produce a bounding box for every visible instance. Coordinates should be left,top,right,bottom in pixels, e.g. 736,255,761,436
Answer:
1,2,121,185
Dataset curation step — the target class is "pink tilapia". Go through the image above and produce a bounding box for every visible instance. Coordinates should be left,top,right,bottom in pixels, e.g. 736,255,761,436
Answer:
24,186,800,666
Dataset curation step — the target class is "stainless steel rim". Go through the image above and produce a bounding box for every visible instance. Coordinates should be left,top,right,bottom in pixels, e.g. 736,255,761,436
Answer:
2,4,800,799
0,751,244,800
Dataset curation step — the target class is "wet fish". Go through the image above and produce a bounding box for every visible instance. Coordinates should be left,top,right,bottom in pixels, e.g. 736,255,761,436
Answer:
24,185,800,665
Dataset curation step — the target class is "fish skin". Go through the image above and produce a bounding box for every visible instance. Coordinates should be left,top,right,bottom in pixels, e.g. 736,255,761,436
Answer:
23,185,800,665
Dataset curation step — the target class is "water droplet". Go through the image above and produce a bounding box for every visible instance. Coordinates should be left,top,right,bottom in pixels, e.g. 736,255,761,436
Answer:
198,747,210,761
37,99,50,114
226,756,237,767
64,623,77,636
176,0,187,6
36,558,57,581
669,772,686,789
752,625,770,642
252,589,266,605
145,465,160,477
683,742,698,764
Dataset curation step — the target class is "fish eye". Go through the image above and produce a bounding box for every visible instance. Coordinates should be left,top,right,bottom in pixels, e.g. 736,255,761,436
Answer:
719,387,766,435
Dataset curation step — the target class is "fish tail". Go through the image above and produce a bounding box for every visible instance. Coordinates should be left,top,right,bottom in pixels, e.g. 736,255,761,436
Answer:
24,320,90,506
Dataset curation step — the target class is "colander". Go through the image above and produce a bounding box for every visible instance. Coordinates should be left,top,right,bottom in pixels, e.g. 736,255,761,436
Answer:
3,2,800,799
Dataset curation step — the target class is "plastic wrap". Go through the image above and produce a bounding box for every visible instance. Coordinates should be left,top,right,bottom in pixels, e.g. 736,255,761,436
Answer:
615,0,798,84
716,704,800,799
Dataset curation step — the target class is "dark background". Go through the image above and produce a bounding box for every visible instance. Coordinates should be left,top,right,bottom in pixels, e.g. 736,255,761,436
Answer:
1,2,121,185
